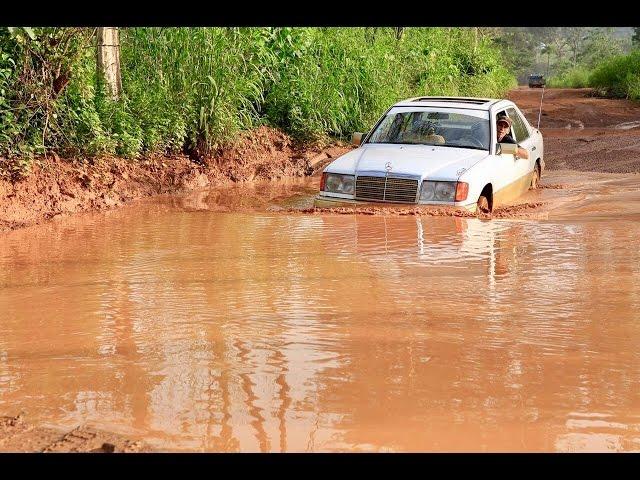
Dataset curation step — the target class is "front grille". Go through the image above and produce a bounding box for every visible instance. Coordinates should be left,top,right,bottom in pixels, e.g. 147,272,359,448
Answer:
355,175,419,203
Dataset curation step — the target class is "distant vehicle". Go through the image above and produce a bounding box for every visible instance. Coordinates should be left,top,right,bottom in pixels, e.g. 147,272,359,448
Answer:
314,96,544,214
528,74,546,88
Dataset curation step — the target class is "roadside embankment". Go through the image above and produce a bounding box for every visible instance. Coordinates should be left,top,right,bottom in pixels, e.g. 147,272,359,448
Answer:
0,126,350,234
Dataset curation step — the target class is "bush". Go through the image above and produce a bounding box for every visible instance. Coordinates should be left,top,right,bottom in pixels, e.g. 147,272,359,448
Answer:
0,27,517,169
590,50,640,99
548,67,591,88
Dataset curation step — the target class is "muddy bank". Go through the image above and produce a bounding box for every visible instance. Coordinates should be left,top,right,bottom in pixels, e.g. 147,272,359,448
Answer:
0,415,151,453
0,126,351,234
3,88,638,234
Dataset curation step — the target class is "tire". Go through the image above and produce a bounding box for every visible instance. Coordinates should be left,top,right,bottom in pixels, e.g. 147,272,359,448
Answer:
530,164,541,190
477,194,491,214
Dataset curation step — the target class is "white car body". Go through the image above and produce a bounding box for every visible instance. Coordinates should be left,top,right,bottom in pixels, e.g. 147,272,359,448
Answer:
315,97,544,212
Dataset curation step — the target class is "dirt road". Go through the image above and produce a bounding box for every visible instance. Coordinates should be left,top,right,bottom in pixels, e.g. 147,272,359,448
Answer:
508,87,640,173
1,88,639,452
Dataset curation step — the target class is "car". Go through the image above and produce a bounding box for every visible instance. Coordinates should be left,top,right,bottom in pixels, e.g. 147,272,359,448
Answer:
314,96,544,214
528,74,545,88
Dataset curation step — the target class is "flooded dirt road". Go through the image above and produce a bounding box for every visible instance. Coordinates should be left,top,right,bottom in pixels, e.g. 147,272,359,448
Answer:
1,88,640,452
2,168,640,452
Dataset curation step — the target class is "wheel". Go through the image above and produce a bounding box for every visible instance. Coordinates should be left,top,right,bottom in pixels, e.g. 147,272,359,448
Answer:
530,164,541,190
477,194,491,214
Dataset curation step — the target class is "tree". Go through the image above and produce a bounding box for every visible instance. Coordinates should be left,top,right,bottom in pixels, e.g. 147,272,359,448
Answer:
541,44,552,76
492,28,536,79
633,27,640,46
580,28,623,68
562,27,587,66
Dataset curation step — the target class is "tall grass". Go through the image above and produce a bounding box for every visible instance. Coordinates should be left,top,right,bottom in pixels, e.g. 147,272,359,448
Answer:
547,67,591,88
1,27,515,167
264,28,514,141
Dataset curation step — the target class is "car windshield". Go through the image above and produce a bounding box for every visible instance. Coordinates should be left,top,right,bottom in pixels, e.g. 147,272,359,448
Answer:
366,108,490,150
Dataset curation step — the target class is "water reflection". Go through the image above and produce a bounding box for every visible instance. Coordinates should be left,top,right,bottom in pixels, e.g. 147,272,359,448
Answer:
1,189,640,451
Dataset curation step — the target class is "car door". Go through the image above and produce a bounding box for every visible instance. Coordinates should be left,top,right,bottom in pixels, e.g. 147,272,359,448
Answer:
507,107,535,181
489,110,520,197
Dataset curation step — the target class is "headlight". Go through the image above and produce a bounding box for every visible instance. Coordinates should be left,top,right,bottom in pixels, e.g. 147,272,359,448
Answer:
434,181,456,201
419,181,435,201
323,174,355,195
420,181,456,202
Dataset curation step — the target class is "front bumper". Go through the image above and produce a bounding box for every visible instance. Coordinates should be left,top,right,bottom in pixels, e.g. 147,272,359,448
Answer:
314,195,477,213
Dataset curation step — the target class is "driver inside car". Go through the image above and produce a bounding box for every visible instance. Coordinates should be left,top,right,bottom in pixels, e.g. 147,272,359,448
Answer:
496,115,529,159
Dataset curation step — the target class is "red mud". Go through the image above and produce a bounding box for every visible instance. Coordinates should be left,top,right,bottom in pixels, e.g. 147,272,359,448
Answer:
2,89,639,231
508,87,640,173
295,206,478,217
2,89,639,452
0,415,151,453
0,126,351,234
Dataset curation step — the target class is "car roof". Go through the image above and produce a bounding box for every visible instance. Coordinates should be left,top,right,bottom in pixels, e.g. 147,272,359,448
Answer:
393,96,506,111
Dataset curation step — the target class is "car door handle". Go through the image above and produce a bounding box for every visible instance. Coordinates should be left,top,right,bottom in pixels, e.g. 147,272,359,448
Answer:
531,146,536,151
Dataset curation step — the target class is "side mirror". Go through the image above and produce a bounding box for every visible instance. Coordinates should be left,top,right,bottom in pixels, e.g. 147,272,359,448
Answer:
352,132,366,146
497,143,518,155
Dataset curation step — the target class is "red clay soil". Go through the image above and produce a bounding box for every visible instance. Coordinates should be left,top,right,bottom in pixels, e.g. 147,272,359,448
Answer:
0,414,151,453
508,87,640,173
0,126,351,234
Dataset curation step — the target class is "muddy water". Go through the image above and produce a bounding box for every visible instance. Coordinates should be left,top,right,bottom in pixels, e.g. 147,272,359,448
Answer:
2,173,640,452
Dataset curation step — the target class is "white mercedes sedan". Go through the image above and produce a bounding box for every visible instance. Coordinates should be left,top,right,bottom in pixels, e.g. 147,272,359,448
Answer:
314,96,544,213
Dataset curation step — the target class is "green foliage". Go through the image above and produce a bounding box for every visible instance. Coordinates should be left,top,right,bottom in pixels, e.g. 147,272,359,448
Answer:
579,29,624,68
589,50,640,99
0,27,95,167
264,28,514,140
492,28,537,78
547,67,592,88
1,27,516,171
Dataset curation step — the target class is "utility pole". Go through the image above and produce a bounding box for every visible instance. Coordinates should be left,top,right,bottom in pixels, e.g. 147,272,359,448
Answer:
474,27,478,54
97,27,122,99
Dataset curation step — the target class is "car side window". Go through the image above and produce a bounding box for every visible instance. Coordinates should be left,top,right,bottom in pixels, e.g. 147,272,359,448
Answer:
507,107,530,142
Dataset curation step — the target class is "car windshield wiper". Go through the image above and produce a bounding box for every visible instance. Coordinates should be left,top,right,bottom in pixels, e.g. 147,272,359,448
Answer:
443,145,488,151
368,141,446,146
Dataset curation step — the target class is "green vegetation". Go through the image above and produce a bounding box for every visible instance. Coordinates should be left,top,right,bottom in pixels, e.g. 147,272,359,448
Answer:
0,27,514,176
547,67,592,88
590,50,640,100
488,27,632,86
546,49,640,100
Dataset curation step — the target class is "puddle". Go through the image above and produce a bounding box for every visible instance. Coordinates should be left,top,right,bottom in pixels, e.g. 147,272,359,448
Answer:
2,171,640,451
